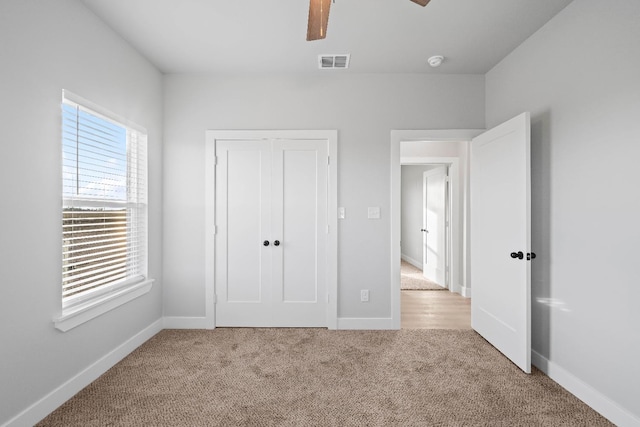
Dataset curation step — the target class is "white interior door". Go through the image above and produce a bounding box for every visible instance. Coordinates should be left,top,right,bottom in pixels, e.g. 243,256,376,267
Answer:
271,139,327,326
215,140,272,326
470,112,531,373
215,138,327,327
422,166,446,285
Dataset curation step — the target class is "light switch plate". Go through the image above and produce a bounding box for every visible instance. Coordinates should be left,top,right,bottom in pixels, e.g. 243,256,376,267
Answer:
338,207,346,219
368,207,380,219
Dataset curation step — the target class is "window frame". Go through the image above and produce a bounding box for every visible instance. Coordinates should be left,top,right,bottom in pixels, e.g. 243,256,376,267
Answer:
55,90,153,332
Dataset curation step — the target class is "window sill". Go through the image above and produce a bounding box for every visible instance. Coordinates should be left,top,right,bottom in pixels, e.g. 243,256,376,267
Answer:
54,279,154,332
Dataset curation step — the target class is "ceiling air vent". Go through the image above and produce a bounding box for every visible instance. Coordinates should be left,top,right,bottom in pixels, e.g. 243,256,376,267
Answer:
318,54,350,69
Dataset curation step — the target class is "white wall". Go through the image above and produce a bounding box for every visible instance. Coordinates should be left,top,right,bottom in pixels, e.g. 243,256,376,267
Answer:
0,1,163,424
401,165,439,265
401,141,463,158
163,73,484,321
486,0,640,423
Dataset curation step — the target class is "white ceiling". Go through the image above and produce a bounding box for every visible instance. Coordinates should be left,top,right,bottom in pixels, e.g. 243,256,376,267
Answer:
81,0,574,75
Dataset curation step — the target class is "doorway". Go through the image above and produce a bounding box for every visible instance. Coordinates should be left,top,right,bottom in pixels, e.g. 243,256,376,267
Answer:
390,130,483,329
400,161,465,329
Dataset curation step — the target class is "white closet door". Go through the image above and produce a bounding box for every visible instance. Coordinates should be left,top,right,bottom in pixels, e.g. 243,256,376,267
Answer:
215,140,272,326
271,139,327,326
215,138,327,327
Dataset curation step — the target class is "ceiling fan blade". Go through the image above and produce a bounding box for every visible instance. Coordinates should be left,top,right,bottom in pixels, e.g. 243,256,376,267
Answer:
307,0,332,41
409,0,431,6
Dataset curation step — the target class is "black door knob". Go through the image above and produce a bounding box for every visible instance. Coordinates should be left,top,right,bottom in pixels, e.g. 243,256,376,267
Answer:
274,240,280,246
510,251,524,260
420,229,428,233
263,240,270,246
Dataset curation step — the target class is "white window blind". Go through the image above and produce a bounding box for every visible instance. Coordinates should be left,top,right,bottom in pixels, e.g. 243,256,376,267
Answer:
61,91,148,308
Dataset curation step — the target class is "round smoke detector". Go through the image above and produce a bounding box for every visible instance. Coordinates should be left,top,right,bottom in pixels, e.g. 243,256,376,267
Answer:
428,55,444,67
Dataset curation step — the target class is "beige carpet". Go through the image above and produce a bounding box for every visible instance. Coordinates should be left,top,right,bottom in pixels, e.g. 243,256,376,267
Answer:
38,329,612,426
401,260,446,290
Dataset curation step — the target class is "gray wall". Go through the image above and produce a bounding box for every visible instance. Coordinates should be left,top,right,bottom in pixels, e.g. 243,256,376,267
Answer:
0,1,164,423
401,165,440,266
486,0,640,420
162,73,485,320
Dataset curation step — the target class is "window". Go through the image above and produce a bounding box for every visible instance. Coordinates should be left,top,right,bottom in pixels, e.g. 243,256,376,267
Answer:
56,91,152,331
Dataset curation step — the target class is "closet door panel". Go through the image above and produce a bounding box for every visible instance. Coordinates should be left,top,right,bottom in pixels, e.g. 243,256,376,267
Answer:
272,139,327,326
215,140,272,326
226,148,265,302
282,148,318,302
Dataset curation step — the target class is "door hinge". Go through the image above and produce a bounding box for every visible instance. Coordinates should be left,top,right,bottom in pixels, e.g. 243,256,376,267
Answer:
327,156,330,166
213,225,218,235
214,156,218,165
326,225,330,234
326,294,330,303
213,294,217,303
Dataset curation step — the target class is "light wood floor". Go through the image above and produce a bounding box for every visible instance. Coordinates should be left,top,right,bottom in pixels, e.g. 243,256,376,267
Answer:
401,290,471,329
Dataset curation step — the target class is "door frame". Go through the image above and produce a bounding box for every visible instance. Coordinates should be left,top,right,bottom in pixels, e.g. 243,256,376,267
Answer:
205,130,338,329
390,130,483,329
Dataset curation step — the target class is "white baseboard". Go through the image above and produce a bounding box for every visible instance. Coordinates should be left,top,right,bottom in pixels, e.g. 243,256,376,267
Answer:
163,316,211,329
446,283,469,298
337,317,396,330
532,350,640,427
460,286,471,298
400,254,422,270
449,282,461,294
5,319,163,427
